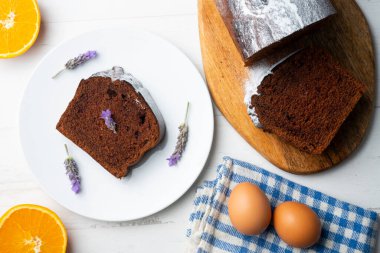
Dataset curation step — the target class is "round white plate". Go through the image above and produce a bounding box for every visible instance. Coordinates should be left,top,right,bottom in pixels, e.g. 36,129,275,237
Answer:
20,27,214,221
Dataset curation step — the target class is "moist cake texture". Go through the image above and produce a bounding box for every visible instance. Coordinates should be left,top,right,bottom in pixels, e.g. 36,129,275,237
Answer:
57,67,165,178
250,48,366,154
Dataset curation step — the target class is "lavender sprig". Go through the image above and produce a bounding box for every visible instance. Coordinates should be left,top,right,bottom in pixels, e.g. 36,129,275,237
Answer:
101,109,117,133
52,50,97,79
167,102,190,166
64,144,81,194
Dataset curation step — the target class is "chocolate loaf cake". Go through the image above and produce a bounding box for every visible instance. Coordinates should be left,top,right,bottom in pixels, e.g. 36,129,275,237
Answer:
250,48,365,154
57,67,165,178
215,0,336,64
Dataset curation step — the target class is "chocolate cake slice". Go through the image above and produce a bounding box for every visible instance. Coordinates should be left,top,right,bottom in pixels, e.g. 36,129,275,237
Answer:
250,48,365,154
57,67,165,178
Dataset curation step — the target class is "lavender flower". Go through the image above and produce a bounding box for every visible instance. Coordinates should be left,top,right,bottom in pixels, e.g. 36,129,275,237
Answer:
52,50,97,79
64,144,81,194
101,109,117,133
167,102,190,166
167,153,181,166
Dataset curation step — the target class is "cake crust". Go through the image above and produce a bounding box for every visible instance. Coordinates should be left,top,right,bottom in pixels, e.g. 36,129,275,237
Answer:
57,74,163,178
251,48,366,154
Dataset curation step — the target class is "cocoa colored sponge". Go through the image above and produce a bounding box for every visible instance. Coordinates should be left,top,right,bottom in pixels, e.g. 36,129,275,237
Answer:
57,72,164,178
251,48,366,154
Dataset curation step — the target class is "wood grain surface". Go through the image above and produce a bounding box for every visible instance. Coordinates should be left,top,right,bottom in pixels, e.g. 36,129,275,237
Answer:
198,0,375,174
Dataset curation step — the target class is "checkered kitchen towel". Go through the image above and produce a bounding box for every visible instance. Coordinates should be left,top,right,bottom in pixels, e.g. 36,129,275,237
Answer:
186,157,379,253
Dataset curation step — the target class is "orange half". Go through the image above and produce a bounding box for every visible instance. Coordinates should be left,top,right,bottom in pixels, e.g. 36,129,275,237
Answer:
0,204,67,253
0,0,41,58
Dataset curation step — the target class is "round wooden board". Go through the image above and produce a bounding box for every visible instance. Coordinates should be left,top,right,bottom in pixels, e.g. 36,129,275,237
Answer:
198,0,375,174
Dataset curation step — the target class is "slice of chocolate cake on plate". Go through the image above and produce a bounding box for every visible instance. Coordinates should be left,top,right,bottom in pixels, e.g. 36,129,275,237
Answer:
57,66,165,178
249,48,366,154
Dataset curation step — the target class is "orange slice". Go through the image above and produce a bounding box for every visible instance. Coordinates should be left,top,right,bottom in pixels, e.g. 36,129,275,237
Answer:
0,0,41,58
0,204,67,253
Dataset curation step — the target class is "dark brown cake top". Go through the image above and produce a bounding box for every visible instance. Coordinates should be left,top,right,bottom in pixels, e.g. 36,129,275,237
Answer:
251,48,365,154
57,75,162,178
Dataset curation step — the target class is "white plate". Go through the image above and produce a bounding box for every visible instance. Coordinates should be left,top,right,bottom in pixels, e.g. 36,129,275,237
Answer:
20,27,214,221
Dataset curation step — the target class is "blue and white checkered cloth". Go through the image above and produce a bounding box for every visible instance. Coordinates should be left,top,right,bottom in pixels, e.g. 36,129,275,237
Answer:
186,157,379,252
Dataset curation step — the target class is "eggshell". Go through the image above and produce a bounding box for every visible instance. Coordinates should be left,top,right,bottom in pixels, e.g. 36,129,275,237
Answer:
273,201,322,248
228,182,271,235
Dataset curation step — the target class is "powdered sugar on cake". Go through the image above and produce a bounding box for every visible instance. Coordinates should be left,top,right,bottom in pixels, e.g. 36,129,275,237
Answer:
92,66,165,141
245,49,301,127
216,0,335,60
229,0,305,56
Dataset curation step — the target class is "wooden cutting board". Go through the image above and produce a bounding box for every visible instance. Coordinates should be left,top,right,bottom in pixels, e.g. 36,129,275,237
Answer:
198,0,375,174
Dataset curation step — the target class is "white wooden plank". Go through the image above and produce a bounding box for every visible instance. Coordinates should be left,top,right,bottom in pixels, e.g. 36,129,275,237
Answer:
37,0,197,23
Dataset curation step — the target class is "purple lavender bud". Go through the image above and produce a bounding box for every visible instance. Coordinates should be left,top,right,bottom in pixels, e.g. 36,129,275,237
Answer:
64,145,81,194
65,50,97,70
53,50,97,79
101,109,117,133
167,103,190,166
101,109,111,119
84,50,97,59
167,153,181,166
71,181,81,194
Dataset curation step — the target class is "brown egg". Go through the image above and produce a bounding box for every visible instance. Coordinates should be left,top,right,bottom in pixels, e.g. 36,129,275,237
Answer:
228,182,271,235
273,201,322,248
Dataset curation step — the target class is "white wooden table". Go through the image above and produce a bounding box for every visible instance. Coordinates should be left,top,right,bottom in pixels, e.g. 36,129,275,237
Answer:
0,0,379,252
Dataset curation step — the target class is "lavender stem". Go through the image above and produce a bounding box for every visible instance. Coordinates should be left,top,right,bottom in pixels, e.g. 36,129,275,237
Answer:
184,102,190,123
64,143,70,157
52,68,66,79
